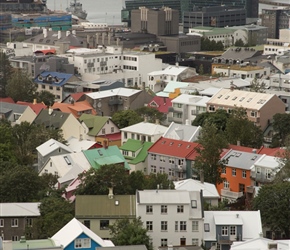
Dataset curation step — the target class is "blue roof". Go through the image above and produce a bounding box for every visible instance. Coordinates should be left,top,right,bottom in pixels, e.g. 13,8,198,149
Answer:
34,71,73,87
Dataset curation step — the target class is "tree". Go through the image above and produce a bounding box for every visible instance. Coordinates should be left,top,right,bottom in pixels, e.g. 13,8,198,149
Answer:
0,52,12,97
216,41,224,51
36,90,55,106
109,217,153,250
198,64,204,75
76,164,131,195
225,107,263,148
252,182,290,238
135,106,166,123
35,194,74,238
234,39,245,47
271,113,290,147
128,171,147,193
0,165,42,202
249,77,266,93
6,69,37,102
112,110,143,129
194,122,228,185
145,173,175,190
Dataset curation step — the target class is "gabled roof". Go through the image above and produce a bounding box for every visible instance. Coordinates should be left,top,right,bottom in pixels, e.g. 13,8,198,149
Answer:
0,203,40,217
67,136,99,152
36,138,72,157
52,100,96,117
207,89,279,110
172,94,210,107
83,146,130,170
174,179,220,199
33,109,70,129
228,144,256,153
119,139,153,165
79,114,110,136
121,121,167,136
34,71,75,87
204,211,262,242
221,149,262,170
163,122,201,142
156,81,190,97
147,96,172,114
86,87,141,99
231,237,290,250
251,154,281,170
51,218,114,248
62,92,88,103
0,102,28,118
148,137,199,159
257,146,285,156
16,101,46,115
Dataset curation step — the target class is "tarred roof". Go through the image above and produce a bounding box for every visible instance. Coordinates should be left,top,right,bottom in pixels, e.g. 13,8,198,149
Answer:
34,49,56,55
99,132,121,141
147,96,172,114
0,97,15,103
16,101,47,114
148,137,200,158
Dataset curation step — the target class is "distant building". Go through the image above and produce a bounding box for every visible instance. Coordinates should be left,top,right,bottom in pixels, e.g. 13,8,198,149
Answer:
183,6,246,34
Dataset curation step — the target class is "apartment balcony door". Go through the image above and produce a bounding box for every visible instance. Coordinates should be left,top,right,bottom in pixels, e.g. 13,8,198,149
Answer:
230,226,237,241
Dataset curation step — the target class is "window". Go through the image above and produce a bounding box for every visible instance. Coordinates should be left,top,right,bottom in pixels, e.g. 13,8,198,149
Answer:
209,105,215,111
222,167,226,174
175,221,178,231
242,170,246,178
11,219,18,227
146,221,153,231
177,103,182,108
180,221,187,231
192,221,199,231
124,132,127,139
159,167,165,174
146,205,153,213
223,180,229,189
250,111,257,117
75,238,91,248
0,219,4,227
123,150,128,156
160,156,166,162
222,226,228,236
192,239,199,246
161,205,167,214
12,236,18,241
232,168,236,176
83,238,91,248
84,220,90,229
102,128,105,134
151,165,156,173
169,158,174,164
161,221,168,231
100,220,109,230
177,205,184,213
168,168,174,176
204,223,210,232
266,169,272,179
151,154,156,160
111,127,114,133
256,167,261,174
26,218,33,227
191,200,197,208
161,239,168,247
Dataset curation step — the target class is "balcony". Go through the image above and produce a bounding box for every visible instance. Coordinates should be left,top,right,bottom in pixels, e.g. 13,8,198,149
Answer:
218,234,242,245
108,99,123,105
168,107,174,112
221,189,243,200
174,165,185,172
251,171,273,183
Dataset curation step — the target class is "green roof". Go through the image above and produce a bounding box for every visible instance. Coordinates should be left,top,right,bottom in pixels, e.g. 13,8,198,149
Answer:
83,146,130,170
79,114,109,136
120,139,153,165
13,239,58,250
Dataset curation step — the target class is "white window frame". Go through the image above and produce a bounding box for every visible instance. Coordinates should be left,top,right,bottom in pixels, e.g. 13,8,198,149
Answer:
192,239,199,246
192,221,199,232
177,205,184,213
204,223,210,232
161,221,168,231
11,219,18,227
222,226,228,236
232,168,236,176
161,205,167,214
242,170,246,178
223,180,229,189
146,221,153,231
180,221,187,231
146,205,153,214
0,219,4,227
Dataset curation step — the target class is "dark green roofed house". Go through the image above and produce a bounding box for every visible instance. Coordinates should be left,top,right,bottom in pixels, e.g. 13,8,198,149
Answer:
119,139,153,173
82,146,130,171
75,195,136,239
79,114,121,147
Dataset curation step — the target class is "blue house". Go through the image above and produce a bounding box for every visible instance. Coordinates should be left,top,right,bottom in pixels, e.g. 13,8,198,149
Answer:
51,218,114,250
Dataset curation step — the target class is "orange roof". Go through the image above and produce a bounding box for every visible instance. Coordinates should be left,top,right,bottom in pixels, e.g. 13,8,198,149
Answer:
257,146,285,157
52,100,96,117
16,101,47,114
228,144,256,153
67,92,89,102
34,49,56,55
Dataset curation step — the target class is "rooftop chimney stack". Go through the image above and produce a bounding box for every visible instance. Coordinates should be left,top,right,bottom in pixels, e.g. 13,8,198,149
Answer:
43,28,47,38
57,30,61,40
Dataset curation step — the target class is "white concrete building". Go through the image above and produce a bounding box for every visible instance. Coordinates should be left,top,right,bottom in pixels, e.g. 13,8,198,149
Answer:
136,190,204,249
63,46,163,88
163,122,201,142
269,72,290,91
168,94,210,124
264,29,290,56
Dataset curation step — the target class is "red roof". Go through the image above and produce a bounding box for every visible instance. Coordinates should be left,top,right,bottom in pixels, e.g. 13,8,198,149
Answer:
16,101,47,114
228,144,256,153
147,96,172,114
148,137,200,158
69,92,89,102
257,146,285,156
34,49,56,55
0,97,15,103
99,132,121,141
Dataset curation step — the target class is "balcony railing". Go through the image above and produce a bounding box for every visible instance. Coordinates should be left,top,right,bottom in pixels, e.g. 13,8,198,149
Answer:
221,189,243,200
251,171,273,183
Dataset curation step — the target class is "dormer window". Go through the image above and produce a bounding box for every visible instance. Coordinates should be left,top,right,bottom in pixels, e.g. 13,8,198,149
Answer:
38,75,43,81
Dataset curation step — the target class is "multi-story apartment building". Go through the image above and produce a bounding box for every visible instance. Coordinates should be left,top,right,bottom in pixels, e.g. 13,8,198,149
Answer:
147,137,199,180
168,94,210,125
206,88,285,131
136,190,204,249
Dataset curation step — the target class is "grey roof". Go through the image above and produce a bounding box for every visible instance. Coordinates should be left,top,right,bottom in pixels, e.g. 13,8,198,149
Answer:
96,246,147,250
0,203,40,217
33,109,70,129
221,149,262,170
24,31,85,47
0,102,27,120
163,122,201,142
215,47,262,61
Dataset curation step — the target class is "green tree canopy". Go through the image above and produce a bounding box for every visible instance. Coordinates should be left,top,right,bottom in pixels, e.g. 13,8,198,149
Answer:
145,173,175,190
194,122,228,184
234,39,245,47
135,106,166,123
112,110,143,128
109,217,153,250
249,77,266,93
0,52,12,97
201,37,224,51
253,182,290,238
6,69,37,102
271,113,290,147
36,90,55,106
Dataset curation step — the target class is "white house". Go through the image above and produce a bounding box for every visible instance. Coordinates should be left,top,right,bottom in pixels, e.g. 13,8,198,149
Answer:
163,122,201,142
136,190,204,250
231,237,290,250
148,65,197,93
204,211,263,250
269,72,290,91
174,179,220,207
120,120,167,145
168,94,210,124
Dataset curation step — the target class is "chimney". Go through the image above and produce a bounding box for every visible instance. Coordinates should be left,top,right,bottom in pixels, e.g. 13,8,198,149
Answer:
252,149,257,154
185,119,189,125
155,119,160,125
48,107,53,115
108,187,114,199
200,169,204,184
237,140,240,146
72,30,76,35
104,140,108,149
33,98,37,104
108,32,111,45
144,116,148,123
236,213,239,218
175,62,179,67
43,28,47,38
66,31,71,37
116,37,120,46
57,30,61,40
